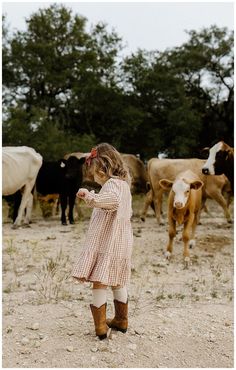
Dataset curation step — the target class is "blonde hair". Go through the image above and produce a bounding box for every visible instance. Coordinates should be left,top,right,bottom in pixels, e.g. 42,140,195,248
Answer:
90,143,131,185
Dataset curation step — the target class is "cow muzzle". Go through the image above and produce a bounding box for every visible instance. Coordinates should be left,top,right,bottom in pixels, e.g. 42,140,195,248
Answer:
174,201,184,209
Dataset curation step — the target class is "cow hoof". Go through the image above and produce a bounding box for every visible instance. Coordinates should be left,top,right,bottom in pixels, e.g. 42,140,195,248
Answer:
12,224,19,230
227,219,233,224
165,251,171,260
184,257,190,269
189,240,196,249
69,220,75,225
140,216,145,222
62,222,67,226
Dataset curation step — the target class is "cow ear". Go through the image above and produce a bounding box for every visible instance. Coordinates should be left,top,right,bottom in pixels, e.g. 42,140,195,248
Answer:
159,179,173,190
190,180,203,190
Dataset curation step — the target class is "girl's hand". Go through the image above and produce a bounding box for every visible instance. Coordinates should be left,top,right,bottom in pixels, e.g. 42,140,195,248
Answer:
76,188,89,199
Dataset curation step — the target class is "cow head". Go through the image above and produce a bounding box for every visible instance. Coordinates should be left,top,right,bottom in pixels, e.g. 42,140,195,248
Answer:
60,156,86,181
202,141,232,176
159,178,203,209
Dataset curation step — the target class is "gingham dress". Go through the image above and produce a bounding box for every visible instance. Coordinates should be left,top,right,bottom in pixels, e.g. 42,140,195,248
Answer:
72,178,133,286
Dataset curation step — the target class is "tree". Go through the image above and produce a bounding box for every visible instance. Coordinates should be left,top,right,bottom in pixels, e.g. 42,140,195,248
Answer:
2,4,123,157
164,25,234,147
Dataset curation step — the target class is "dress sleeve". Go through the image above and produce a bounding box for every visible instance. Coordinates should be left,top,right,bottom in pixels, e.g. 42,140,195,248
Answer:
83,179,121,211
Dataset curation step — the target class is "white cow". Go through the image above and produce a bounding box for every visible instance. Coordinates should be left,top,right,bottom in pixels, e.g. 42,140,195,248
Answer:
2,146,43,228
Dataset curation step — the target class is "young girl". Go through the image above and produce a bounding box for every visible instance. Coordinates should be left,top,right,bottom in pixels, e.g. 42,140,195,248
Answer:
72,143,133,340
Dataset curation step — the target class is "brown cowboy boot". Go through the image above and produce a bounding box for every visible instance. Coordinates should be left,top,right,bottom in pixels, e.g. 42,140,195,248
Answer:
107,300,128,333
90,303,108,340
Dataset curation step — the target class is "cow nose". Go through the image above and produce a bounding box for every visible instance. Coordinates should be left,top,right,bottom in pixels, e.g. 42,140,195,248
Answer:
202,168,209,175
175,202,183,209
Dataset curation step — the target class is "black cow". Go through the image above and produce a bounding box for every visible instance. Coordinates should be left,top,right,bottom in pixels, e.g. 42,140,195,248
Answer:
36,156,85,225
202,141,234,194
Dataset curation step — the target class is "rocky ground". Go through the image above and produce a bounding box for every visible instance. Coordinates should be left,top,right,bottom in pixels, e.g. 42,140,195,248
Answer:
2,196,234,368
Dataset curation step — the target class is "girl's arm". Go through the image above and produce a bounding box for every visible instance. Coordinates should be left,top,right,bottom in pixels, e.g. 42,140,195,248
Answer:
77,180,120,211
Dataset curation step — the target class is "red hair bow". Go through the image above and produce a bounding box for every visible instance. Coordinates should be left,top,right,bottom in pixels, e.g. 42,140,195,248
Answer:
86,147,97,166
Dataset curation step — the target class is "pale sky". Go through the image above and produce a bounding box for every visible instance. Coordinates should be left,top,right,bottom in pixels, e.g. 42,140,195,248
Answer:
2,1,234,54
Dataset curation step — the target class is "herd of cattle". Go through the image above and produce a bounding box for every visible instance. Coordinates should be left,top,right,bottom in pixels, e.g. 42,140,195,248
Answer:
2,141,234,266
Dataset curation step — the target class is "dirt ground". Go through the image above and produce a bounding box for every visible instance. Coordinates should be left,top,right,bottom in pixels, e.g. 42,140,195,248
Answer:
2,195,234,368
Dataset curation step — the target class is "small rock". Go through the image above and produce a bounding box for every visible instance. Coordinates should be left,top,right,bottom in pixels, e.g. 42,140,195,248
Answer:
6,326,12,333
99,343,109,352
67,331,74,336
66,346,74,352
91,347,98,353
34,341,41,348
20,348,31,355
21,337,30,345
31,323,40,331
128,343,137,351
134,328,145,335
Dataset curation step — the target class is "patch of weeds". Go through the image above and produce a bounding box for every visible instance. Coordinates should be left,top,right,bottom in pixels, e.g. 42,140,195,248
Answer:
191,255,199,265
175,293,185,300
156,293,166,302
34,249,72,303
3,287,12,294
192,286,198,292
167,294,173,299
211,290,218,298
4,239,17,256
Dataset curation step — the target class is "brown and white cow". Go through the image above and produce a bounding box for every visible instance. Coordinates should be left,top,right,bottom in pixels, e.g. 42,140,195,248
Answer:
159,170,203,267
142,158,232,225
202,141,234,194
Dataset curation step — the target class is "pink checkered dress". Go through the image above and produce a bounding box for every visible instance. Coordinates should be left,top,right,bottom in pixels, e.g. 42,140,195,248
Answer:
72,178,133,286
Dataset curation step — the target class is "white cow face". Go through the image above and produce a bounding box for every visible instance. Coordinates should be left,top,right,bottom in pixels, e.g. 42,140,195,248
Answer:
172,179,191,209
202,141,223,175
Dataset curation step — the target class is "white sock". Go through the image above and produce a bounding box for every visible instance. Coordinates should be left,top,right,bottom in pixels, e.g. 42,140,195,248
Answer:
112,286,128,303
92,289,107,308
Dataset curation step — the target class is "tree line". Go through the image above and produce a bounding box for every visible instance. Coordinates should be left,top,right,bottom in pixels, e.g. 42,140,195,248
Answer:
2,4,234,161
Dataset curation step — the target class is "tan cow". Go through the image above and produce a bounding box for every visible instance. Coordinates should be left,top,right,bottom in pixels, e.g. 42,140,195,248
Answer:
141,158,232,225
159,170,203,268
121,154,148,194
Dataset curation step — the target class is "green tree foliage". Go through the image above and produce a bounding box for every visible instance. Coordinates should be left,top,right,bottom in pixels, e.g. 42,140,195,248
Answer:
163,25,234,149
2,4,234,160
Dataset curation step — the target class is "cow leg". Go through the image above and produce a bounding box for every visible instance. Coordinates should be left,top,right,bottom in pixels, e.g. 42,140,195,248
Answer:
165,218,176,260
23,192,33,225
210,190,232,223
182,215,195,268
13,181,34,228
60,194,67,225
140,190,153,222
13,191,22,222
68,193,76,224
153,188,164,225
189,212,200,249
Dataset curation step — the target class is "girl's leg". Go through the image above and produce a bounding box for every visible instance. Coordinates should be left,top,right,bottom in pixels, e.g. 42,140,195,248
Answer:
107,285,128,333
112,285,128,303
92,282,107,307
90,282,108,340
